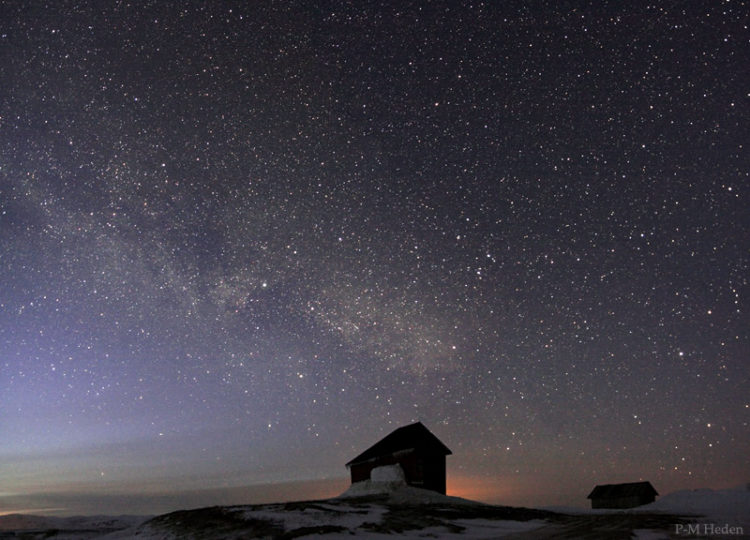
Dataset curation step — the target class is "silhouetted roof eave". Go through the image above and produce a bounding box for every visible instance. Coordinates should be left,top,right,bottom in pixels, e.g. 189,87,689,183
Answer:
346,422,452,467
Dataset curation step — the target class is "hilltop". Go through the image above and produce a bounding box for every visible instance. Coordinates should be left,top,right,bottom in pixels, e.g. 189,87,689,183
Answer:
1,481,747,539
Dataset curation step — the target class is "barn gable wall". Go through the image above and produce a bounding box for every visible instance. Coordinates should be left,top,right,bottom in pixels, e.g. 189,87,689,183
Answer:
346,422,451,495
349,450,447,494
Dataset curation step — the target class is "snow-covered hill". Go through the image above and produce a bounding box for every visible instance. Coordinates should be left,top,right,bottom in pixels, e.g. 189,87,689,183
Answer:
1,476,747,539
113,490,555,539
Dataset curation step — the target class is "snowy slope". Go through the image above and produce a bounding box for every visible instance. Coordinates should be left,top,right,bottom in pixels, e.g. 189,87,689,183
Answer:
117,495,550,540
2,480,746,538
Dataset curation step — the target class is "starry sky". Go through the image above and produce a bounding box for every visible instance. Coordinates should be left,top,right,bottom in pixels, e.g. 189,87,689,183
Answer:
1,0,748,517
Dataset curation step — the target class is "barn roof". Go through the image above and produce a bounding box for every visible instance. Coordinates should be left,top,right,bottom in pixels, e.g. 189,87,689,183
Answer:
587,481,658,499
346,422,452,467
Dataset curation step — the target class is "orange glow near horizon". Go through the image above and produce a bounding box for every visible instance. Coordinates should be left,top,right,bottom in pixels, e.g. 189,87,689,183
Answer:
447,475,518,504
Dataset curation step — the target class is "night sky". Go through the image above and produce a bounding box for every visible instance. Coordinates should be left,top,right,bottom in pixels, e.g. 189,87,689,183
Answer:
1,1,748,516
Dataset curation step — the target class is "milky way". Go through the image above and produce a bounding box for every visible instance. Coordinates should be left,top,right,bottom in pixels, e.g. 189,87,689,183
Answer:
1,1,748,515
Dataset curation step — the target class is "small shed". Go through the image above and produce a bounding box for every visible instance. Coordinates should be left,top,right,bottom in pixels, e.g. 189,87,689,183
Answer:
346,422,452,494
587,481,658,509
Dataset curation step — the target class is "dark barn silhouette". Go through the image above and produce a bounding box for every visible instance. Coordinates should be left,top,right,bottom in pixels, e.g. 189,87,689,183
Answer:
346,422,452,494
587,481,658,509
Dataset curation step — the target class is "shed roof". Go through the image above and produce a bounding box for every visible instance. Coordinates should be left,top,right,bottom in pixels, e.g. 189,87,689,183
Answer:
346,422,452,467
587,481,658,499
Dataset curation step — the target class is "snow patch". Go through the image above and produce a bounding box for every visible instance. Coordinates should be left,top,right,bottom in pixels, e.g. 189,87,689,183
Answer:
451,518,549,538
337,464,483,507
337,464,408,498
248,504,387,534
371,463,406,483
337,479,484,506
